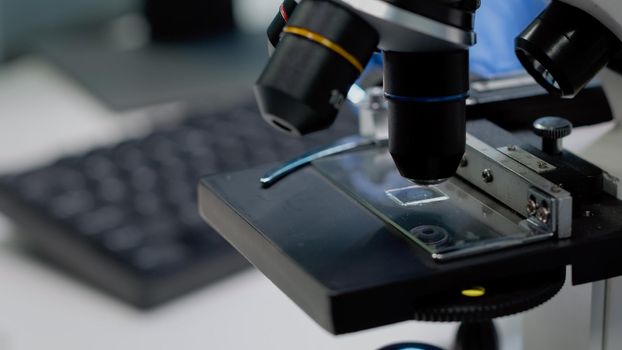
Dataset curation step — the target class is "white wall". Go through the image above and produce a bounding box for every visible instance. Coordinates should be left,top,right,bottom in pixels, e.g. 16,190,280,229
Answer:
233,0,282,33
0,0,137,59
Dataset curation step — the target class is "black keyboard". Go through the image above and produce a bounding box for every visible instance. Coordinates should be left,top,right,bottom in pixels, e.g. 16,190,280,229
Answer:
0,101,357,307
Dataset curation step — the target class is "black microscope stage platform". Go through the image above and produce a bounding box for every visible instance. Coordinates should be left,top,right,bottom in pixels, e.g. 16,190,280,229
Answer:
198,122,622,334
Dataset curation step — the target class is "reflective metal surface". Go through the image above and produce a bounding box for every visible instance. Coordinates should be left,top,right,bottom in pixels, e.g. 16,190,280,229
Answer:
260,136,388,188
336,0,476,51
497,145,557,174
313,147,554,260
457,134,573,238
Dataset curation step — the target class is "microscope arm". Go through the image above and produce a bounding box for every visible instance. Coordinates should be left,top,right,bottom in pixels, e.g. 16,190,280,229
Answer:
562,0,622,42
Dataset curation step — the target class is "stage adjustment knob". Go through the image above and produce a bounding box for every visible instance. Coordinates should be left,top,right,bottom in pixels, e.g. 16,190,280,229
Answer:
533,116,572,154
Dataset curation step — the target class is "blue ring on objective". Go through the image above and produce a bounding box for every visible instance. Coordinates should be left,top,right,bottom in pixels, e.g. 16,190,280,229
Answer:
384,92,469,103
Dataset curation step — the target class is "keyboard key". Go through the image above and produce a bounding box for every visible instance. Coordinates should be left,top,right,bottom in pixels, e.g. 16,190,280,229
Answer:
49,190,95,219
102,225,146,253
96,177,128,203
131,242,189,274
130,167,158,192
133,192,163,216
73,206,126,237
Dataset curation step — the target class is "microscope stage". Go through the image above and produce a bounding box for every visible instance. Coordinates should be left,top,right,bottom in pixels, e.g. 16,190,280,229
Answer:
198,123,622,334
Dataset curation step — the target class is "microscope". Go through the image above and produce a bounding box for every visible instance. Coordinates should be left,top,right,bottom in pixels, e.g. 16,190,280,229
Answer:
255,0,622,184
199,0,622,349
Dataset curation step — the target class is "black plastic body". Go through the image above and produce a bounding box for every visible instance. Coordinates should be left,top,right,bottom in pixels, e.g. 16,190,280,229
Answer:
199,120,622,334
267,0,298,48
516,1,622,98
380,343,444,350
384,50,469,183
255,0,379,135
455,321,499,350
468,83,612,130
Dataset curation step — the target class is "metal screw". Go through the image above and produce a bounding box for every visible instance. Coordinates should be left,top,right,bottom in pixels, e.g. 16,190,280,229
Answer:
583,210,595,218
481,206,493,217
537,161,548,169
507,145,517,151
460,155,468,167
527,197,539,216
536,206,551,224
481,169,494,183
551,185,562,193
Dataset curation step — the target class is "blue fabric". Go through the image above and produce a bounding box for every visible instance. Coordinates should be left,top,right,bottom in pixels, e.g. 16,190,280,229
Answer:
470,0,548,78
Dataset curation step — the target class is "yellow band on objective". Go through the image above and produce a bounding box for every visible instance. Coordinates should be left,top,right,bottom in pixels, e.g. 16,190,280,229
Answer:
283,26,364,73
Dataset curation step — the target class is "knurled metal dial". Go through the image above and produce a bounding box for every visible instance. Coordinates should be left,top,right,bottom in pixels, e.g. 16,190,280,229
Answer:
532,116,573,140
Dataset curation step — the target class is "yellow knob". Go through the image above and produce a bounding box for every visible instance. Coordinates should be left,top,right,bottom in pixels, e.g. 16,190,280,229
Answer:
461,286,486,298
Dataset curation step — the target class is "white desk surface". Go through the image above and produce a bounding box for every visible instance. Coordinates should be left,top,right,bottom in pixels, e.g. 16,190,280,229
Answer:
0,56,609,350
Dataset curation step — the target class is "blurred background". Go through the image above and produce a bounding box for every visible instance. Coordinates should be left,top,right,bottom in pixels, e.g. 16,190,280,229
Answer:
0,0,597,349
0,0,283,110
0,1,457,349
